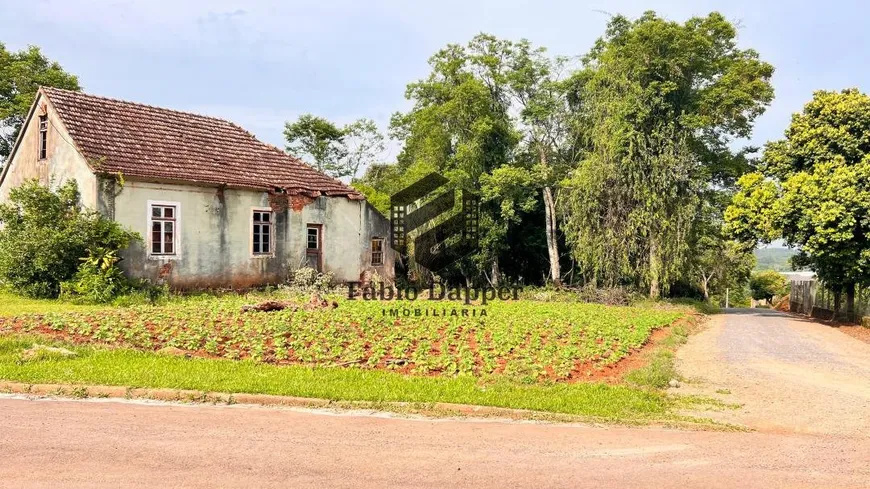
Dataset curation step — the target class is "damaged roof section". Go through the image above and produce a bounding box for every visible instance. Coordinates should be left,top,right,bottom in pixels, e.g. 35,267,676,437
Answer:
40,87,362,199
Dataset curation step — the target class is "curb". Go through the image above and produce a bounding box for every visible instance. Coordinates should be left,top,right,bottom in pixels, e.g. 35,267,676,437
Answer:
0,381,579,422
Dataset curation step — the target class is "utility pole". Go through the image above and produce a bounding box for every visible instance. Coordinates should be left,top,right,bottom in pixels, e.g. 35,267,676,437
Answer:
725,288,730,309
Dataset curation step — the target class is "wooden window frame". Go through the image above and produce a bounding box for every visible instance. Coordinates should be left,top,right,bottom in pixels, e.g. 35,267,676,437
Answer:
306,224,322,271
371,237,384,266
38,115,48,161
251,208,274,257
147,200,181,260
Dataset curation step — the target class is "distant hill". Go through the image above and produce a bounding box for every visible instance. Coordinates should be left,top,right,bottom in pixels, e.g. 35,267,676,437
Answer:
754,248,799,272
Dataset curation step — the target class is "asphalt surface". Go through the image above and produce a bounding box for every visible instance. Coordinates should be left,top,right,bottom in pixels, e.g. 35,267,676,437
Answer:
1,396,868,488
719,310,852,366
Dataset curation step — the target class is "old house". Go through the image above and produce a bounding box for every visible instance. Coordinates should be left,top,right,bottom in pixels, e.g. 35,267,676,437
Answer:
0,87,393,288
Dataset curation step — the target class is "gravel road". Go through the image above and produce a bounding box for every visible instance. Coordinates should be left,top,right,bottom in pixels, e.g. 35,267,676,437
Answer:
675,309,870,436
1,396,868,489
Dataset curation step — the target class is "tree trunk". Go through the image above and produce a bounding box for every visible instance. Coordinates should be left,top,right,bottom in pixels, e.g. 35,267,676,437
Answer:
649,236,661,299
490,258,501,288
833,289,842,320
701,274,710,301
538,146,561,288
542,185,561,287
845,282,856,323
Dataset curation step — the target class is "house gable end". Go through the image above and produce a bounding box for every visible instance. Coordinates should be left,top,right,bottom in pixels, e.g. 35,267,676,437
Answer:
0,89,99,208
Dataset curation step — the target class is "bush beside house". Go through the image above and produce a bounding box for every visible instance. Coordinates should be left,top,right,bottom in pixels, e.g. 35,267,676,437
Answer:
0,179,139,300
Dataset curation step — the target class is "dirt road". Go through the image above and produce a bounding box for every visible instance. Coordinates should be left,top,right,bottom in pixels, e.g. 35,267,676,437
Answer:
1,396,868,488
676,309,870,436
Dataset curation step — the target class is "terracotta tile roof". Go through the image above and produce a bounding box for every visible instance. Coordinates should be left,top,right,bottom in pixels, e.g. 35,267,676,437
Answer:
40,87,362,199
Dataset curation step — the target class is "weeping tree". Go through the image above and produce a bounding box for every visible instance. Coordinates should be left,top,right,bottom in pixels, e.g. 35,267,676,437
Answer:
561,11,774,297
563,117,700,296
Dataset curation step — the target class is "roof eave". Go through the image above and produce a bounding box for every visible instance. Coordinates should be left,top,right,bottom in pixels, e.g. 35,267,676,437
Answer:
106,172,363,200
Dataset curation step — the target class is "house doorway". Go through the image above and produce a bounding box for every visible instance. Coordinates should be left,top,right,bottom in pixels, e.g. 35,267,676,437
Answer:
306,224,322,271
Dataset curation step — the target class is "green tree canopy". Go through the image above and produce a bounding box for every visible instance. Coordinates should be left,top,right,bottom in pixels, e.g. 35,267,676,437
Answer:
727,89,870,319
688,200,756,301
284,114,384,179
388,34,583,286
388,37,521,284
561,11,774,297
0,43,80,163
750,270,788,303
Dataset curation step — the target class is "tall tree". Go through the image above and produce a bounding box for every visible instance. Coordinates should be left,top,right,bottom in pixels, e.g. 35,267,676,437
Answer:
469,35,578,286
392,34,577,286
0,43,80,164
284,114,347,178
562,11,774,297
390,41,520,284
342,118,385,180
727,89,870,320
284,115,384,179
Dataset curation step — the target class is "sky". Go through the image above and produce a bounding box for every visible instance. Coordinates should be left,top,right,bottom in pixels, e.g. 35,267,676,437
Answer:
3,0,869,164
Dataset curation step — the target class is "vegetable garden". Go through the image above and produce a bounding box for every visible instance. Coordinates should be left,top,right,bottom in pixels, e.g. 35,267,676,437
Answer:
0,293,684,383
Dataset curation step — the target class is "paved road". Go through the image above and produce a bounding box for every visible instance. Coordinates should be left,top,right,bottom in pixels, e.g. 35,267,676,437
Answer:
676,309,870,436
1,396,868,488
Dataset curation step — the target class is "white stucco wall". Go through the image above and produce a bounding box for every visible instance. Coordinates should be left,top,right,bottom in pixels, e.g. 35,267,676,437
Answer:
111,180,393,288
0,93,97,207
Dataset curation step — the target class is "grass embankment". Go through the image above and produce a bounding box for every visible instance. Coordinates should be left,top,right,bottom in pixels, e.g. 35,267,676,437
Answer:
0,289,713,422
625,324,691,388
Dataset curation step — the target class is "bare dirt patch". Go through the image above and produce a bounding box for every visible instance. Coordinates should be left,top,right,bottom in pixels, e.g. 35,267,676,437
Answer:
839,324,870,344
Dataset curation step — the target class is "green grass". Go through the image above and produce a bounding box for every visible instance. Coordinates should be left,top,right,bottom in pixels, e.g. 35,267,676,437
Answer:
662,298,722,315
624,325,690,389
0,290,110,316
0,335,676,421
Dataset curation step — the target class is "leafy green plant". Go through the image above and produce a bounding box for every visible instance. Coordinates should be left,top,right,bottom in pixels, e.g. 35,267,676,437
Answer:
0,179,139,298
0,292,685,384
61,247,129,303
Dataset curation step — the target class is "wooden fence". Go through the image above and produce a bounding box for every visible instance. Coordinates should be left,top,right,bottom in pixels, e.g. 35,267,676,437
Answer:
789,279,869,321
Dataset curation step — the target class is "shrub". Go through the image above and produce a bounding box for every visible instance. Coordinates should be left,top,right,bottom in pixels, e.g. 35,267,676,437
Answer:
0,179,139,298
61,247,129,303
750,270,789,303
288,267,335,292
574,285,638,306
